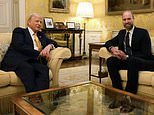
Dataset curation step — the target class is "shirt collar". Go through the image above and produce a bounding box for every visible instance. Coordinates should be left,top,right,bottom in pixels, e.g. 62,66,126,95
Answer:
28,27,35,36
126,26,134,35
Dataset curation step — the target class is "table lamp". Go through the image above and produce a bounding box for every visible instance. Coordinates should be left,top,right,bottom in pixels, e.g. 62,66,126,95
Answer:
76,2,94,58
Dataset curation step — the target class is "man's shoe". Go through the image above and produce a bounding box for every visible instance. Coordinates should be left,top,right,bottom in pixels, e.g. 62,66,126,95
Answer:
120,104,134,113
108,99,121,109
120,95,135,113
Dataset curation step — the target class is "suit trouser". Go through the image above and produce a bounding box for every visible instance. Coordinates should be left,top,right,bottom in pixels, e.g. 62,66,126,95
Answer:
15,60,49,93
107,56,154,94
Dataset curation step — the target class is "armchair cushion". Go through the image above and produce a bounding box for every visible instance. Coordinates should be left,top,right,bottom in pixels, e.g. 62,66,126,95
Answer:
151,37,154,55
0,43,9,62
120,70,154,86
0,33,12,64
0,71,10,87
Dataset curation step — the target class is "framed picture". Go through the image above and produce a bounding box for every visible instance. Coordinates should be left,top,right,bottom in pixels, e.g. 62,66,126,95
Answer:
66,22,75,29
106,0,154,15
49,0,70,13
54,22,66,29
75,23,80,30
44,17,54,29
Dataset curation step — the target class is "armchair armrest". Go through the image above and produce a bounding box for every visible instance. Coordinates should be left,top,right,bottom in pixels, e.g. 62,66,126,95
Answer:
99,47,111,59
47,47,71,87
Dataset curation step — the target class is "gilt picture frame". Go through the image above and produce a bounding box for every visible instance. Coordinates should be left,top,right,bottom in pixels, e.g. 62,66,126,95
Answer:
49,0,70,13
106,0,154,15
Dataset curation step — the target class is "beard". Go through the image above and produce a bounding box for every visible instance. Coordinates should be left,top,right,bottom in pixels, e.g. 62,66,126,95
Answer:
124,23,133,30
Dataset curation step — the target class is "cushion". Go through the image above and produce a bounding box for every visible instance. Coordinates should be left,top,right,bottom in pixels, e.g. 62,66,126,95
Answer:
0,55,2,65
49,70,53,80
9,71,24,86
9,70,53,86
0,70,10,87
151,37,154,55
0,43,9,63
120,70,154,86
0,33,12,62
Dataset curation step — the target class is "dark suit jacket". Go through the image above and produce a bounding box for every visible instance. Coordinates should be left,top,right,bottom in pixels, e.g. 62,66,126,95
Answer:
105,27,152,59
1,27,57,71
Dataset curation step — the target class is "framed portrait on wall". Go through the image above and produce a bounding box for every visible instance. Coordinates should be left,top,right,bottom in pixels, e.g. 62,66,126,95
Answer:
49,0,70,13
44,17,54,29
106,0,154,15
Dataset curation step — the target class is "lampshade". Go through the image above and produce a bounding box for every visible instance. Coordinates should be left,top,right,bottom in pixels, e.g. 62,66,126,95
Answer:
76,2,94,18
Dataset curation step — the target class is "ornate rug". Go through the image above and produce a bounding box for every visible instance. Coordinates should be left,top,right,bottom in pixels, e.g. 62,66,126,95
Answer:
59,65,108,86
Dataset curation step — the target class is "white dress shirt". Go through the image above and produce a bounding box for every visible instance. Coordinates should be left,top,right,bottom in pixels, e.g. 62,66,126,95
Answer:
125,26,135,47
28,27,39,51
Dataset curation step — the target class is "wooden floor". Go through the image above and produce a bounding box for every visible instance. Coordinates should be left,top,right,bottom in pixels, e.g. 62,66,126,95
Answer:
61,58,100,69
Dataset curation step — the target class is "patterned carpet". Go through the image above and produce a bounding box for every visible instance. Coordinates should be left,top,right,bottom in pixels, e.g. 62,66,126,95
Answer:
59,65,108,87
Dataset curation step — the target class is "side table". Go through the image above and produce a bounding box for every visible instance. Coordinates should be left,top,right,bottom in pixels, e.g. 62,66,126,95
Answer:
89,42,108,83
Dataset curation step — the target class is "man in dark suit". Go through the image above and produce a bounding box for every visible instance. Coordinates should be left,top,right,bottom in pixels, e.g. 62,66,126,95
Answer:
1,13,57,93
105,10,154,112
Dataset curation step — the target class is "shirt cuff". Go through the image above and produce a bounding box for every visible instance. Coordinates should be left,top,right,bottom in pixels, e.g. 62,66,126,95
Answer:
50,44,55,50
109,46,113,51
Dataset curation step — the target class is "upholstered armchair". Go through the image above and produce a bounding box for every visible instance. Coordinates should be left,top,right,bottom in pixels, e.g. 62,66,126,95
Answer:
0,33,71,114
98,32,154,99
51,33,72,48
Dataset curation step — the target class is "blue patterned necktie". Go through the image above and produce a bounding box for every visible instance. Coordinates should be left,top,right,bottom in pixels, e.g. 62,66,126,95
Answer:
125,32,132,55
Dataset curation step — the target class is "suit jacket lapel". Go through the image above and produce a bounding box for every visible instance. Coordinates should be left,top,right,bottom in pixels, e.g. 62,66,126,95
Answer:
37,32,45,47
120,30,126,46
131,27,137,47
37,32,43,42
25,28,34,47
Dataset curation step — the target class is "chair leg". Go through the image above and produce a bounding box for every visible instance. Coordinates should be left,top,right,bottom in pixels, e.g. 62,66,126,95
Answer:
99,57,102,83
98,57,108,83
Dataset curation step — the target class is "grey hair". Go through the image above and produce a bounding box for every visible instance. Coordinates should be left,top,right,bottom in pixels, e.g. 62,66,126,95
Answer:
27,13,42,22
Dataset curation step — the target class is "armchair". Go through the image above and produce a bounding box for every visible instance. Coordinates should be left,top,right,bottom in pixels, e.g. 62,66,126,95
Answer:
99,30,154,98
99,38,154,99
0,33,71,114
53,34,71,48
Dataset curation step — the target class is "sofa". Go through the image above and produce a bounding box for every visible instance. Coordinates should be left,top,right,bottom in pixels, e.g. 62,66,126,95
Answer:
0,33,71,114
99,30,154,99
